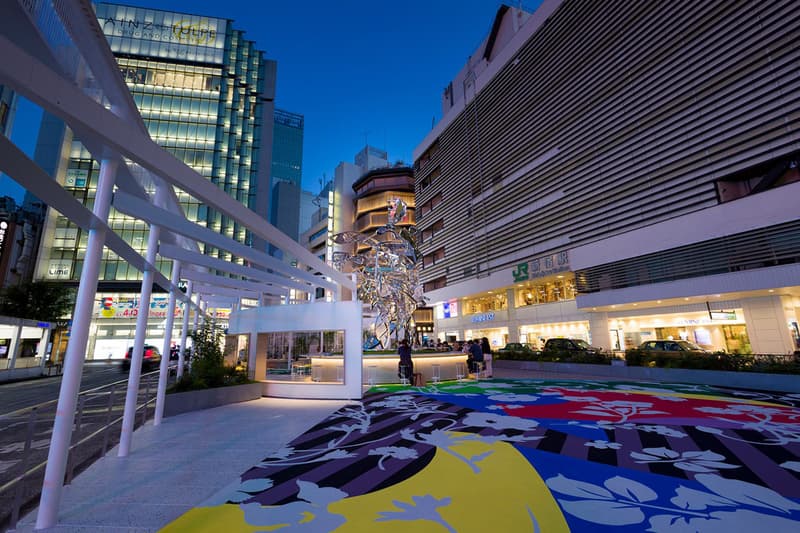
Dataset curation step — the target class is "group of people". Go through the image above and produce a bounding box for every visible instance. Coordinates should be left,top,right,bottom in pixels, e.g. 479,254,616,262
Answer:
463,337,493,377
396,336,494,382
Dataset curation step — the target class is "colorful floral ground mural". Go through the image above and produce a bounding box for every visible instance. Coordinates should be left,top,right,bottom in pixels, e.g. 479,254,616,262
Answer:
162,379,800,532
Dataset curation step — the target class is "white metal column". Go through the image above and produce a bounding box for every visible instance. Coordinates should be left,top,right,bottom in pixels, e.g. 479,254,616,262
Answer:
118,187,164,457
36,158,118,530
38,326,50,372
177,280,192,379
248,331,258,381
193,297,201,330
154,259,181,425
6,325,22,370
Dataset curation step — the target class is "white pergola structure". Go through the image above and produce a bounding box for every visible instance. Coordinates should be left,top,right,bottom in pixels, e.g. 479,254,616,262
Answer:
0,1,362,528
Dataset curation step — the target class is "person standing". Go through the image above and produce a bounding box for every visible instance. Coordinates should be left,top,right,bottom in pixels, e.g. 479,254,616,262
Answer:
468,339,484,376
481,337,493,378
398,339,413,382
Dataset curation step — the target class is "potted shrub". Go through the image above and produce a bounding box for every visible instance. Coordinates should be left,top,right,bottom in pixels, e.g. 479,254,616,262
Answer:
165,320,259,416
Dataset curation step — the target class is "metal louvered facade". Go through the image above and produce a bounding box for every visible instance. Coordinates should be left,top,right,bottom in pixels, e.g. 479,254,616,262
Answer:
413,0,800,354
576,220,800,294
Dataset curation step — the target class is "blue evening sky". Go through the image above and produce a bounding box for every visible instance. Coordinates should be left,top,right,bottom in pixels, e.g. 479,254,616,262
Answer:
1,1,542,201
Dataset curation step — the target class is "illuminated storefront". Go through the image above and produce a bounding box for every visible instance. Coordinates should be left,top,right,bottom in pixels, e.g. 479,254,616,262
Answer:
607,309,749,353
88,292,229,361
430,251,792,355
519,321,590,351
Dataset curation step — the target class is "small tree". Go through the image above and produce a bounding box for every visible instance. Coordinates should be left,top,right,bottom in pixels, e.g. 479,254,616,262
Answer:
171,319,248,391
0,281,74,321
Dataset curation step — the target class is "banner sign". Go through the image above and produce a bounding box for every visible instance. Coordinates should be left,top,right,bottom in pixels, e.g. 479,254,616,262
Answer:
96,4,228,64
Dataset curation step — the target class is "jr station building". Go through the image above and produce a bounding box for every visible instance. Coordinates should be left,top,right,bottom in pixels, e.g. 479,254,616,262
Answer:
414,0,800,355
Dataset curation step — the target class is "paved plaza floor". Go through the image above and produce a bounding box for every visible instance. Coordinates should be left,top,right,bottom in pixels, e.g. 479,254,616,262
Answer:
13,366,800,532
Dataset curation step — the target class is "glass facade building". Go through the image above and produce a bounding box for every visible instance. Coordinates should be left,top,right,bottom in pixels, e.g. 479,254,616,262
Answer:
271,108,303,189
32,3,276,359
269,109,304,248
36,2,275,285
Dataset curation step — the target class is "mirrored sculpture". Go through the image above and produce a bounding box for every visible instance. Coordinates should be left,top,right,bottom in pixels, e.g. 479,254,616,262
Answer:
332,198,425,349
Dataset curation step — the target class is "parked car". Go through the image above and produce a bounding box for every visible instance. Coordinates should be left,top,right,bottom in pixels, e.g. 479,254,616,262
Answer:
636,340,710,354
542,338,602,356
497,342,535,353
121,344,162,372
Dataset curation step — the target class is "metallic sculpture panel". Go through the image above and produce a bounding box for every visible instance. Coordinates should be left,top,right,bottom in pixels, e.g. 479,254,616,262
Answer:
332,198,424,348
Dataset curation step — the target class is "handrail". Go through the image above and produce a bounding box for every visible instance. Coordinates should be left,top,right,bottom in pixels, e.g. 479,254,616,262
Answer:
0,370,163,531
0,374,147,420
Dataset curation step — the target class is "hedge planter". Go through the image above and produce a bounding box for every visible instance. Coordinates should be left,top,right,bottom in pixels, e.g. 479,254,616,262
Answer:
164,382,263,417
494,359,800,393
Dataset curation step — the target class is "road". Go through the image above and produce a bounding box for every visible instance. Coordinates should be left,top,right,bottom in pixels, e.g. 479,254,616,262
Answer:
0,362,146,416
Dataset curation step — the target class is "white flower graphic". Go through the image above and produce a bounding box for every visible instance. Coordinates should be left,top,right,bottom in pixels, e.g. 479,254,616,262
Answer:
637,425,688,438
780,461,800,472
585,440,622,450
630,447,739,473
368,446,419,470
546,472,800,528
462,412,540,431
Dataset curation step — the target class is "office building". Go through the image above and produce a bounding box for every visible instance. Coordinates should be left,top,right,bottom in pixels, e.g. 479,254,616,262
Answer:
271,109,304,189
271,179,301,245
298,188,317,238
32,2,276,358
414,1,800,354
269,109,304,256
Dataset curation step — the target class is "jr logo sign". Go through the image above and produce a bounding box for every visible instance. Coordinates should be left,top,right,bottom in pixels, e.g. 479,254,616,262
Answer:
512,262,529,282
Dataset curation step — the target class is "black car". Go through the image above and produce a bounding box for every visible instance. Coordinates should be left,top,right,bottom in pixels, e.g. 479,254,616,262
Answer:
121,344,162,372
542,338,602,356
637,340,710,354
497,342,535,353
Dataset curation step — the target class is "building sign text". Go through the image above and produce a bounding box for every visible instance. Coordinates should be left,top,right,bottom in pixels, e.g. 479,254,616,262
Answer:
513,251,570,282
471,312,495,323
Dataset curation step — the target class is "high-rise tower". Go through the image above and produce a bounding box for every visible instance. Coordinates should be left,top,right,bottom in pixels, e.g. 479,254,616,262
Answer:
269,108,304,255
32,2,276,358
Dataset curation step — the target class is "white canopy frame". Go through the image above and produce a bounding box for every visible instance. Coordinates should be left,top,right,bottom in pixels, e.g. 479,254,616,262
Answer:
0,1,362,528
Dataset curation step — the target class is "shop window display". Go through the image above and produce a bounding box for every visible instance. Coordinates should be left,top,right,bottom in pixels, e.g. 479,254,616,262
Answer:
463,293,507,315
265,330,345,381
517,275,576,307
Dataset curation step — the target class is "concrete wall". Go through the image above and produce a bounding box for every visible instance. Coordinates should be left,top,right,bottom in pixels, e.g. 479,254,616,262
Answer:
164,382,263,418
